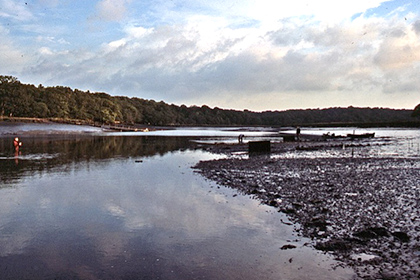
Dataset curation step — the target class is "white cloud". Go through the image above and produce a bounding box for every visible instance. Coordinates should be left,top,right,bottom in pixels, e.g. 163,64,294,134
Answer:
24,12,420,107
38,47,54,55
413,20,420,34
7,0,419,110
373,24,420,70
0,25,28,73
36,36,70,46
95,0,132,21
161,0,393,25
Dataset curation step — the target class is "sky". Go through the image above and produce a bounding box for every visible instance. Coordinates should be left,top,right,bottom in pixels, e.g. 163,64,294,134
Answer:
1,0,420,111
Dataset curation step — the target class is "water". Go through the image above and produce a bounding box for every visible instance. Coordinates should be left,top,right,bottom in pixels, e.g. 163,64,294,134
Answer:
0,124,356,279
1,124,419,279
0,122,104,135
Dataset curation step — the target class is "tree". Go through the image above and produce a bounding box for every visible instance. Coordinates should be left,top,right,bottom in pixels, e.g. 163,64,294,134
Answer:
0,75,19,84
33,102,49,117
0,75,418,126
412,104,420,118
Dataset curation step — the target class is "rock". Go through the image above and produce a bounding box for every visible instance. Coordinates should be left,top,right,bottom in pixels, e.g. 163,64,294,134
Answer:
350,253,380,262
353,227,389,240
280,207,296,214
305,217,328,231
315,239,353,252
292,202,303,209
392,231,410,243
379,270,399,280
280,244,297,250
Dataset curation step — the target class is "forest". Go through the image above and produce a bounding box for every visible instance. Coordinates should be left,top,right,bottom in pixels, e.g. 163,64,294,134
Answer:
1,75,419,127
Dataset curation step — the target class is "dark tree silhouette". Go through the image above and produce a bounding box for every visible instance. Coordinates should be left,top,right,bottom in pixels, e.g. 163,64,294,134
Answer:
412,104,420,118
1,75,419,127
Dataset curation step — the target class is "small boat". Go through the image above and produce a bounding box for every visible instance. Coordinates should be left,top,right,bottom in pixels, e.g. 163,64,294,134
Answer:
322,132,346,140
347,132,375,139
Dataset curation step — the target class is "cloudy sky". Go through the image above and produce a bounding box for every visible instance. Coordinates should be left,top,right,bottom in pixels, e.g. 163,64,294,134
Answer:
1,0,420,111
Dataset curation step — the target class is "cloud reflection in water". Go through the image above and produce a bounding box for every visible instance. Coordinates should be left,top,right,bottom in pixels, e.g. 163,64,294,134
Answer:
0,136,354,279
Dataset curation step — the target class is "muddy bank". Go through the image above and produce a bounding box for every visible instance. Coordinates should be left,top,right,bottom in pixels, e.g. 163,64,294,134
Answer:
194,143,420,279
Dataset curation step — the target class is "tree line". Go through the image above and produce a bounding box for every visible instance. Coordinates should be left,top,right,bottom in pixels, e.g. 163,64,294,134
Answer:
1,75,419,127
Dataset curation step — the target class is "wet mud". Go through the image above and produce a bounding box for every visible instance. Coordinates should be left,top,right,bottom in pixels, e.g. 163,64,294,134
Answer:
194,142,420,279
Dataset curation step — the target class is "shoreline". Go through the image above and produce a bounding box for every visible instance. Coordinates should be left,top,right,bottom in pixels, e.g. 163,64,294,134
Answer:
0,116,93,125
194,142,420,279
2,116,420,129
0,117,153,132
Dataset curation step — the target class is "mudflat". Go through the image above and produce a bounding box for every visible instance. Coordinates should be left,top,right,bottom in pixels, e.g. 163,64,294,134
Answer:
194,143,420,279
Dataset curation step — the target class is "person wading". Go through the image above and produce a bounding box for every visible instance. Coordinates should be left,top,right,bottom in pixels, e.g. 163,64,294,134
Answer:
296,127,301,141
13,137,22,152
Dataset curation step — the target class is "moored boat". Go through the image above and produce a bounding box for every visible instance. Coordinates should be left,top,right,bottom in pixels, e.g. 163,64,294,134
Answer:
347,132,375,139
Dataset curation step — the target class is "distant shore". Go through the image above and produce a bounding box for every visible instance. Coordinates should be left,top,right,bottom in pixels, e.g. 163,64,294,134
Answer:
2,116,420,130
0,117,154,132
0,116,94,125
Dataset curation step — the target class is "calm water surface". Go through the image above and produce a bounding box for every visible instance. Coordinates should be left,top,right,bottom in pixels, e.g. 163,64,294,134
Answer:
0,125,367,279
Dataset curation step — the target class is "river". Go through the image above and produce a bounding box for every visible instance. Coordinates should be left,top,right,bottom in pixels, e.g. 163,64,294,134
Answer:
1,123,418,279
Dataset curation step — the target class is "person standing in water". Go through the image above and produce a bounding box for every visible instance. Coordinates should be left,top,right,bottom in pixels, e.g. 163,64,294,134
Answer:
13,137,22,165
238,134,244,144
296,127,301,141
13,137,22,152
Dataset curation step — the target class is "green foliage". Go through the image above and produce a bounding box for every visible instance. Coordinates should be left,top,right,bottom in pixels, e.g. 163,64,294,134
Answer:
0,75,418,126
0,76,19,84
